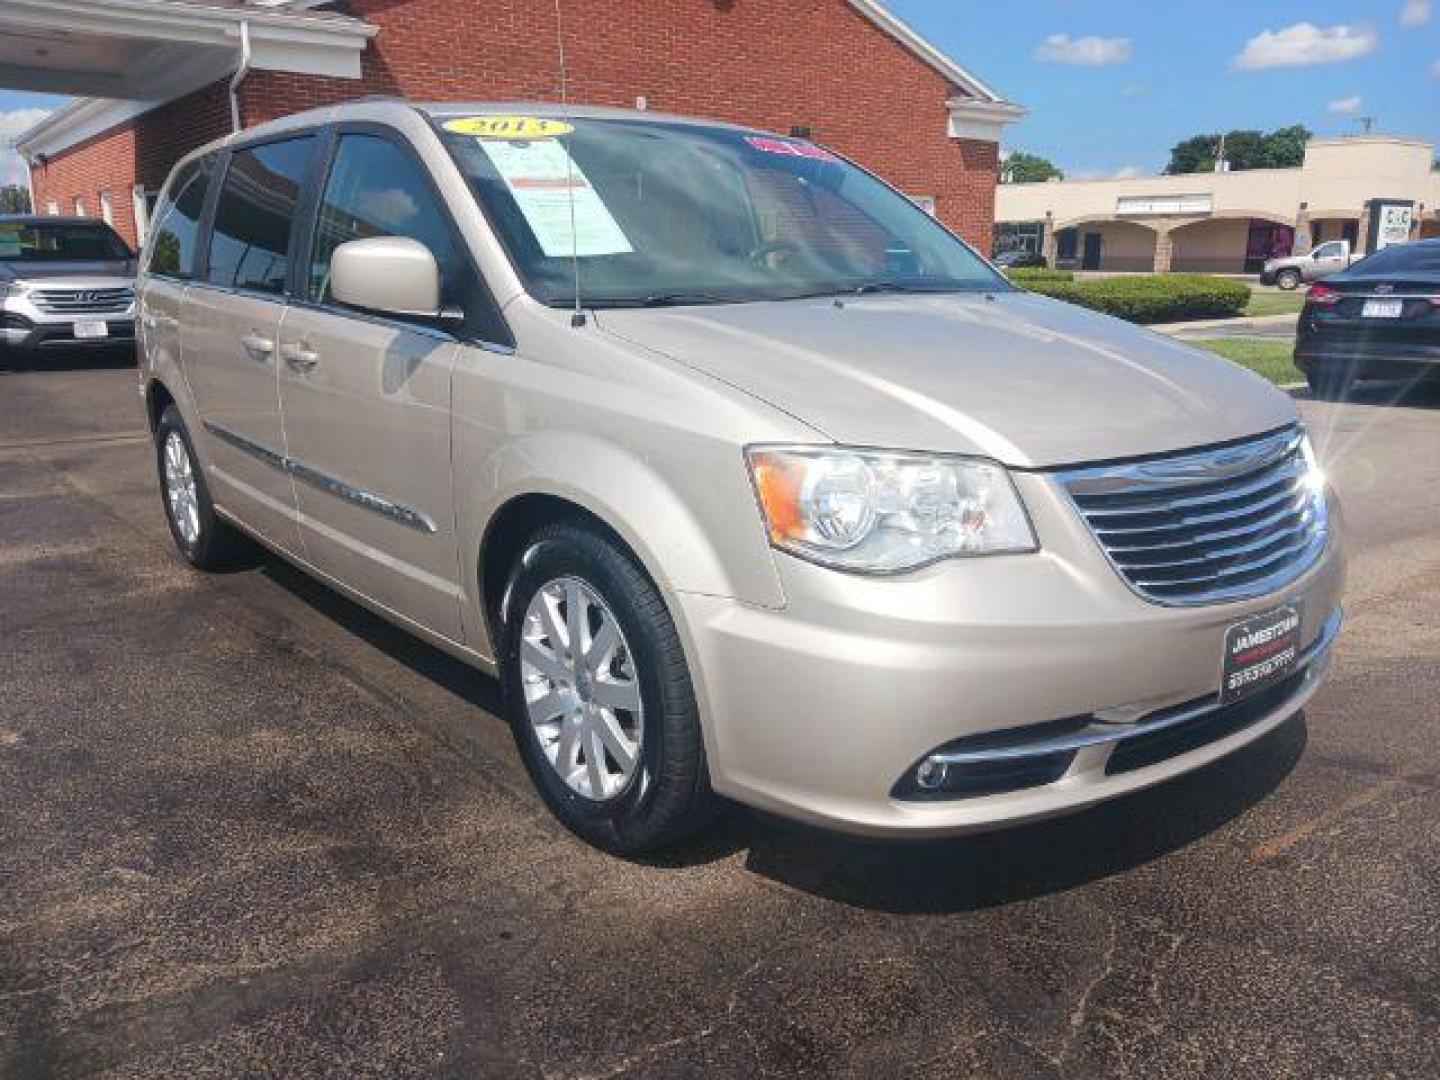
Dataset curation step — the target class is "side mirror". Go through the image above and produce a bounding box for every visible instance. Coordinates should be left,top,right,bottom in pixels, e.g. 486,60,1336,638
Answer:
330,236,443,319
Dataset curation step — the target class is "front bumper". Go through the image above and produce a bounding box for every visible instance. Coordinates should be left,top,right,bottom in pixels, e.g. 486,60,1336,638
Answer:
1,290,136,359
679,476,1346,837
1,317,136,357
1296,334,1440,381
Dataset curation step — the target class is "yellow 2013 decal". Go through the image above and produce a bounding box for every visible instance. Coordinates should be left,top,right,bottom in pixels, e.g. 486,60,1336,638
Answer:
442,116,574,140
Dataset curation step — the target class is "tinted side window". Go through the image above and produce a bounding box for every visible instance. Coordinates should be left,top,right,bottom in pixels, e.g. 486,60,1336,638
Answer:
309,134,462,305
207,136,317,295
148,157,213,279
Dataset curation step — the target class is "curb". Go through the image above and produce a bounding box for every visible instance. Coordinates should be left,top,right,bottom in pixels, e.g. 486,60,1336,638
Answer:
1150,313,1299,335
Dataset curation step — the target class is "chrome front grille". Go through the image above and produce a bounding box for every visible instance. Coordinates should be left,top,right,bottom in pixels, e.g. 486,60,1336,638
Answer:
30,287,134,315
1056,426,1328,605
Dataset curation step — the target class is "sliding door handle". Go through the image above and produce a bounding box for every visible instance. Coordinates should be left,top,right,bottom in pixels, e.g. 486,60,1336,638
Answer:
240,332,274,362
280,341,320,374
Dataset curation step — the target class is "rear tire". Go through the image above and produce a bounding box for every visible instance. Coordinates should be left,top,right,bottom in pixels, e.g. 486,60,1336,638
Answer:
154,405,254,569
498,521,718,855
1276,269,1302,291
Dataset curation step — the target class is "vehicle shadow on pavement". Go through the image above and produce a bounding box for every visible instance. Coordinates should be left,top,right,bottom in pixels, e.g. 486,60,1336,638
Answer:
732,714,1308,914
257,556,503,716
249,539,1308,915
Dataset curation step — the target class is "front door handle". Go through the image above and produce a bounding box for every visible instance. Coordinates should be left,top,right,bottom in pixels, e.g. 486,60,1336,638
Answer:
280,341,320,374
240,332,274,362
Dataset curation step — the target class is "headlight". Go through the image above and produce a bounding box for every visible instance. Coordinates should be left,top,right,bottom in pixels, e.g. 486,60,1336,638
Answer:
746,446,1037,573
1,282,26,298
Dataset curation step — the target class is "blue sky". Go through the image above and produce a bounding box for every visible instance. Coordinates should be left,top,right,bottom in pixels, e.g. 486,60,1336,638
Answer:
1,2,1436,187
888,0,1438,176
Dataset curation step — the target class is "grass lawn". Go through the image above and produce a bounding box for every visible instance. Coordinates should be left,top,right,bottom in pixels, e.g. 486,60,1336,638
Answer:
1244,288,1307,318
1192,338,1304,385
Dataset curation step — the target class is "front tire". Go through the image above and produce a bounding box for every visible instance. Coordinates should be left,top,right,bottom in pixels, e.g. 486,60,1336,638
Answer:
1276,269,1302,291
498,522,717,855
154,405,254,569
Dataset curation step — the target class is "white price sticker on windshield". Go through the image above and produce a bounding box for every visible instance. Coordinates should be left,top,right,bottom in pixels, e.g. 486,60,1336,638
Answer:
477,138,633,259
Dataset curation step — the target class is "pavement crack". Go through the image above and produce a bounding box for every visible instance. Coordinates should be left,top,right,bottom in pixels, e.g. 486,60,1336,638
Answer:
1056,910,1120,1070
1249,777,1409,863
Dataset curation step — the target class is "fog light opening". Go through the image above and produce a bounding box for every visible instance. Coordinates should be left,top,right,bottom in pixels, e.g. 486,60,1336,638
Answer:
915,758,948,790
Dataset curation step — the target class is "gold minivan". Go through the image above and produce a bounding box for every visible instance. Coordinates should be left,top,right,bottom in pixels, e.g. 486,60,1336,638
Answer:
138,101,1344,854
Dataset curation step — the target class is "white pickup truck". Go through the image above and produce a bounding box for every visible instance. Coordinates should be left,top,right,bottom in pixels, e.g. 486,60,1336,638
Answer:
1261,239,1356,290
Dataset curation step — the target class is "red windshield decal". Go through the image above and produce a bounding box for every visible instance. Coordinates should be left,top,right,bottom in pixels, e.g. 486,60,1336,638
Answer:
744,136,837,162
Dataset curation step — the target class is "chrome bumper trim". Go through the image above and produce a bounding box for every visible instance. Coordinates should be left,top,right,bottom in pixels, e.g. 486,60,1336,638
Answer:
928,607,1342,767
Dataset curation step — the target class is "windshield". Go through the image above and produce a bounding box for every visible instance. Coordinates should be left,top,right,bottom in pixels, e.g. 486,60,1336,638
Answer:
439,116,1009,306
0,221,132,263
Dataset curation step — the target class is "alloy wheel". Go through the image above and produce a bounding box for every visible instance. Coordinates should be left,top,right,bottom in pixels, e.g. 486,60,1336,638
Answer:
162,430,200,548
520,577,645,801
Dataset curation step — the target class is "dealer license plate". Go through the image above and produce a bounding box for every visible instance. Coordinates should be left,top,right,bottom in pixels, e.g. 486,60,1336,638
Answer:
1361,298,1403,319
73,320,109,339
1221,604,1302,705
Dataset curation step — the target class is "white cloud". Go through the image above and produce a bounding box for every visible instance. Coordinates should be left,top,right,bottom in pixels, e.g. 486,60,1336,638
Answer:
1071,165,1146,181
1234,23,1379,70
0,108,52,189
1401,1,1431,28
1327,94,1363,114
1033,34,1132,66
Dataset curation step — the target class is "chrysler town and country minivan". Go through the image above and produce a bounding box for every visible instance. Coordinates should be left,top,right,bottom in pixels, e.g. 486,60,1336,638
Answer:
137,101,1344,853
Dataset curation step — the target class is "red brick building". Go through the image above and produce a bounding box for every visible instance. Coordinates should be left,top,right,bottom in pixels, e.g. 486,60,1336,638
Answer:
12,0,1022,251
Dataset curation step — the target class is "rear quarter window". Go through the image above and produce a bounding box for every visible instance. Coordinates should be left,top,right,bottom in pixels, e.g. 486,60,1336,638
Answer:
145,157,215,280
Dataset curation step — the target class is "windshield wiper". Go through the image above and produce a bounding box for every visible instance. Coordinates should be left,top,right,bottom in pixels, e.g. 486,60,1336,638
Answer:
849,281,972,295
639,291,736,307
574,292,738,309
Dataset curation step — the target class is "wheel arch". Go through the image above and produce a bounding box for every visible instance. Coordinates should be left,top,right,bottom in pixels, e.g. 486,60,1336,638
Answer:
479,492,648,646
144,377,176,433
463,432,784,656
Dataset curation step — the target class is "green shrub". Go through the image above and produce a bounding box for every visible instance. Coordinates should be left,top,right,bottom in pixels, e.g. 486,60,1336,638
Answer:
1004,267,1075,284
1014,273,1250,324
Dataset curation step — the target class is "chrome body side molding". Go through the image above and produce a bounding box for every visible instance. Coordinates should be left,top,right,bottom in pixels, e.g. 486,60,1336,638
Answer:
203,421,437,535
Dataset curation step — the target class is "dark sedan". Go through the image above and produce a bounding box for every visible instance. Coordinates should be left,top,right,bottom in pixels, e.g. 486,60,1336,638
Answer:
992,249,1047,269
1295,239,1440,399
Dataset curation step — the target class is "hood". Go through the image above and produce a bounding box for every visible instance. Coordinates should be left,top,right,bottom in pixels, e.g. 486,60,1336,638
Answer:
595,291,1296,469
0,260,134,284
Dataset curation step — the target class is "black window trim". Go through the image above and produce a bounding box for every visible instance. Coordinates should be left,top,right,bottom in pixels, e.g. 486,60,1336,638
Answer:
289,119,515,352
194,128,327,303
144,152,218,284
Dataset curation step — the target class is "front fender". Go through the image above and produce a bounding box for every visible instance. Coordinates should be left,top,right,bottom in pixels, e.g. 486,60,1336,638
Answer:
457,430,786,658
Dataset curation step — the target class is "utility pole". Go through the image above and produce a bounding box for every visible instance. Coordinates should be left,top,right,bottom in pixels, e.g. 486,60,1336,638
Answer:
1355,116,1377,135
1214,132,1229,172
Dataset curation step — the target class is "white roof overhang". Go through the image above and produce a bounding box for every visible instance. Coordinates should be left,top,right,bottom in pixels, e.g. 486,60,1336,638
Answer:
9,0,375,157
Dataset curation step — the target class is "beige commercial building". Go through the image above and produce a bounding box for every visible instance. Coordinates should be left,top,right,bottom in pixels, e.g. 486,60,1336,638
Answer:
995,136,1440,274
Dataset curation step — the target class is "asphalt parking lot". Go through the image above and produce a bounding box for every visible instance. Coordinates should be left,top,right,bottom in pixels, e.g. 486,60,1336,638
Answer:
2,354,1438,1079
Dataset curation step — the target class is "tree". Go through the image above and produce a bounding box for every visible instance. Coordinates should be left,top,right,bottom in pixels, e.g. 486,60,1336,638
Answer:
1165,125,1312,174
1001,151,1064,184
0,185,30,214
